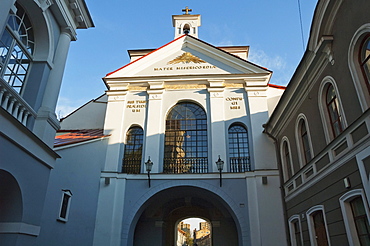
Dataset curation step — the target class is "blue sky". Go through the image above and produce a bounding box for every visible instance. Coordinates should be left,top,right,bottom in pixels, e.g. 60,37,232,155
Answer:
56,0,317,117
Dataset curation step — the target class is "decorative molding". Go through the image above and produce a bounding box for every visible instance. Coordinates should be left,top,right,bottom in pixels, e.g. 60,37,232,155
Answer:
35,0,54,11
164,84,207,90
0,222,40,236
168,52,205,65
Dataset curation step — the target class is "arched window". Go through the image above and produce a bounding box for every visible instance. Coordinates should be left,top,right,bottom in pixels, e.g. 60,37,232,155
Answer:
306,206,330,246
340,189,370,246
122,127,144,174
183,24,190,35
297,118,313,165
0,2,34,94
228,124,250,172
360,35,370,94
164,102,207,174
288,215,303,246
325,83,344,138
281,139,293,180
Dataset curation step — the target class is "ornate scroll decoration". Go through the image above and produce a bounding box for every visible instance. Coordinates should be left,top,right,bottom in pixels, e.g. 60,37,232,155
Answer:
168,52,206,64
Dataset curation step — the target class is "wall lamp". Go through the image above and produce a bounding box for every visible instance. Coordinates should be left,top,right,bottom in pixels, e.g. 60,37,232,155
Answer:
145,157,153,188
216,155,224,187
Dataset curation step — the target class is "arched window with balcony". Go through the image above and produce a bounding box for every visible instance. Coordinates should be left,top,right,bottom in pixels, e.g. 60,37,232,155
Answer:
281,138,293,181
228,124,250,172
122,126,144,174
348,26,370,110
325,83,344,138
0,2,34,94
296,116,313,166
360,34,370,94
319,78,347,142
163,102,207,174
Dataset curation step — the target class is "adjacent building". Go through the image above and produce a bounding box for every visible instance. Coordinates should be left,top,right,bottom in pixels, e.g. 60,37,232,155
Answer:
264,0,370,245
0,0,93,245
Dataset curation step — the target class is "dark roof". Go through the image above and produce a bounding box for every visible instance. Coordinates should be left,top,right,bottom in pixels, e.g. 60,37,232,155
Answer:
54,129,109,148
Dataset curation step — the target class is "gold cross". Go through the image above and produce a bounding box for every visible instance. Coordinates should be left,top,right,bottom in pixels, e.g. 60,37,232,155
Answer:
182,6,192,15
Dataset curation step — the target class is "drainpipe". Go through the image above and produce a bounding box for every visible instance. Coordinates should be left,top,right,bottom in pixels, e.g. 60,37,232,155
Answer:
262,124,291,246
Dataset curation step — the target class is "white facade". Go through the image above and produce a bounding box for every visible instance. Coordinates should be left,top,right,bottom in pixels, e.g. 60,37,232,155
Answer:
53,13,287,246
0,1,93,246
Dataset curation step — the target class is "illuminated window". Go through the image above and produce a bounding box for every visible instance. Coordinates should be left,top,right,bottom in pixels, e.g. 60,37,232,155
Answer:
122,127,144,174
0,2,34,94
228,124,250,172
164,102,207,173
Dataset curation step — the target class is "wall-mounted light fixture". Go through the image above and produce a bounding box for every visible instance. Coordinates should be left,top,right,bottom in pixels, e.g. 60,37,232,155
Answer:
216,155,224,187
145,157,153,188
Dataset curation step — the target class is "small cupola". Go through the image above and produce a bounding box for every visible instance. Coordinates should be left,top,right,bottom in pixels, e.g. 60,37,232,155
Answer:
172,7,201,39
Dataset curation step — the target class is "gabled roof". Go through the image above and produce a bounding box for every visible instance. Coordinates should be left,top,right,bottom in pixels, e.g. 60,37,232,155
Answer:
54,129,109,148
104,34,271,81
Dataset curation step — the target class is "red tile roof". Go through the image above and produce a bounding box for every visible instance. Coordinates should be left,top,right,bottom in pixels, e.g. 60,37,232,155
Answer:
54,129,109,148
105,34,186,77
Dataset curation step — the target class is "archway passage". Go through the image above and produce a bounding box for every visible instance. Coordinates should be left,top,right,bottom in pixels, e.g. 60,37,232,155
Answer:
133,186,239,246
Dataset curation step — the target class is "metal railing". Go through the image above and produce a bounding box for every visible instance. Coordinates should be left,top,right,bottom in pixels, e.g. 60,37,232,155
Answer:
163,157,208,174
230,157,251,172
122,158,142,174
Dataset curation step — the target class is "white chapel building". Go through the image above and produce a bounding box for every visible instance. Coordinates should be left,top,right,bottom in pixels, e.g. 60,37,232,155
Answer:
50,9,287,246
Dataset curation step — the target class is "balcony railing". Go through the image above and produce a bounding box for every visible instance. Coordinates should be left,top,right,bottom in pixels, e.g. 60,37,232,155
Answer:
122,157,252,174
163,157,208,174
122,158,141,174
0,79,36,127
230,157,251,172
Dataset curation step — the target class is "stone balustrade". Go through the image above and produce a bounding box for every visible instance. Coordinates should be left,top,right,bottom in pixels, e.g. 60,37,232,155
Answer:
0,79,36,127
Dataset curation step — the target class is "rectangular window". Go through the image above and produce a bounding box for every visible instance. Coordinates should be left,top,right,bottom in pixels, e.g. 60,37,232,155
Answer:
58,190,72,222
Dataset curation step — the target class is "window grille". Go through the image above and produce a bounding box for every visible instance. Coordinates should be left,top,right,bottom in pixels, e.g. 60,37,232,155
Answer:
228,124,250,172
122,127,143,174
326,84,343,137
0,2,34,94
164,103,208,173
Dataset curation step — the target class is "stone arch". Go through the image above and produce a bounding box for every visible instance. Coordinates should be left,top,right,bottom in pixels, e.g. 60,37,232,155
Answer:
122,181,249,246
308,0,343,51
18,0,52,61
0,169,23,222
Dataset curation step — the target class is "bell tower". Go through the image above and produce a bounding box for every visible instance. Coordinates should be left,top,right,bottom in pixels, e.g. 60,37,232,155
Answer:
172,7,201,39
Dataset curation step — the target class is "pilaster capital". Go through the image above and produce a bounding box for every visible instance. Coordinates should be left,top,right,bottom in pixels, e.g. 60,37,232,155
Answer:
107,90,127,102
61,27,77,41
147,89,164,100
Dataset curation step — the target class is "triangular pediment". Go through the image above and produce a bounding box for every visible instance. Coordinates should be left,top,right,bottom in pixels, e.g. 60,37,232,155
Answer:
105,35,270,79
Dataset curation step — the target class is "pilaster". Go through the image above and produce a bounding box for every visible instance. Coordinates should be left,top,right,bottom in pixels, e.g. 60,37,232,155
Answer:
144,83,164,173
245,85,276,170
208,80,227,172
103,90,128,171
33,29,73,146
